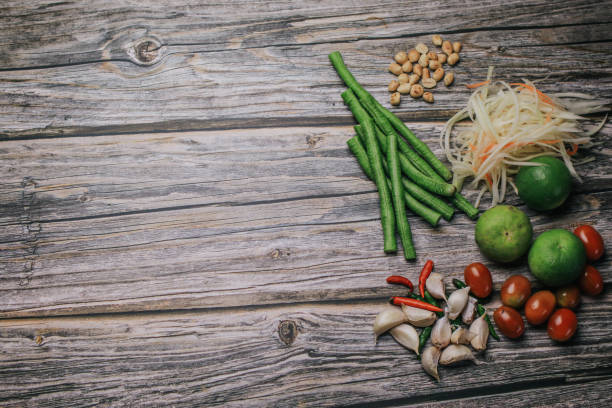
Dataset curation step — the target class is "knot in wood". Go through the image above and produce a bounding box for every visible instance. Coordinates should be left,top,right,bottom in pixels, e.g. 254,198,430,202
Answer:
127,36,165,66
278,320,298,345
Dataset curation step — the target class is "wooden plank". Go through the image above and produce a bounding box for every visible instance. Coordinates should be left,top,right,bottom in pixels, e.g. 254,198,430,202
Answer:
0,299,611,407
1,1,611,136
1,124,610,317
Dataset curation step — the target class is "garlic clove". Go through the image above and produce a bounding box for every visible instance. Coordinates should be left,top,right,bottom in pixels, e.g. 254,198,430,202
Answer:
373,305,407,342
447,286,471,320
425,272,446,301
450,327,476,345
401,304,437,327
462,296,478,324
469,312,490,351
422,346,441,381
390,324,420,355
440,344,477,365
431,313,451,348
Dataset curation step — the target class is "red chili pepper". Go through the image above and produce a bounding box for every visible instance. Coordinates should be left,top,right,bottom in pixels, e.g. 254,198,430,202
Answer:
418,260,434,298
391,296,443,313
386,275,414,291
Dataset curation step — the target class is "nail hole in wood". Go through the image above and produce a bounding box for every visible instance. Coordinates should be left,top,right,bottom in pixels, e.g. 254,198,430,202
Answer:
278,320,298,346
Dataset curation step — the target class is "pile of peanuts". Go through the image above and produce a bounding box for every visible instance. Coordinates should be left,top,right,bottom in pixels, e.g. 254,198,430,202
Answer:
388,34,462,105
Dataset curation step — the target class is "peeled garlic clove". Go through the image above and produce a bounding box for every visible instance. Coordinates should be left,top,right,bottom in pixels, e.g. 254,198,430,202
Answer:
440,344,477,365
447,286,471,320
390,324,420,355
431,313,451,348
426,272,446,301
373,305,407,342
469,312,490,351
462,296,478,325
450,327,476,345
401,304,437,327
421,346,441,381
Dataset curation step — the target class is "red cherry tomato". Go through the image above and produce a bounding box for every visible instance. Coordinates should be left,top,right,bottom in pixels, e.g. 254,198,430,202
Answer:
464,262,493,298
524,290,556,325
555,285,581,309
573,225,604,261
578,265,604,296
501,275,532,309
547,308,578,342
494,306,525,339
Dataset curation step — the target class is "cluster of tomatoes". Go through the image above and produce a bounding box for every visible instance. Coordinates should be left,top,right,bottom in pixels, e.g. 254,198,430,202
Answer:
464,225,605,342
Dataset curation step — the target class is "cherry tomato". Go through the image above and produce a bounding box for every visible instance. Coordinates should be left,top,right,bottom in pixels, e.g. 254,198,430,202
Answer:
547,308,578,342
501,275,532,309
578,265,604,296
524,290,556,325
494,306,525,339
555,285,581,309
573,225,604,261
464,262,493,298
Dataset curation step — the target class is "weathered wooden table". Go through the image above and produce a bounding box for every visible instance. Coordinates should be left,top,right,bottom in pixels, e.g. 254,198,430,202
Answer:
1,1,611,406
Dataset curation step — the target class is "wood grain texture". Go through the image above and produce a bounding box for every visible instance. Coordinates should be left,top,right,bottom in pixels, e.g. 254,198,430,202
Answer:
0,0,611,136
1,124,610,317
1,297,611,407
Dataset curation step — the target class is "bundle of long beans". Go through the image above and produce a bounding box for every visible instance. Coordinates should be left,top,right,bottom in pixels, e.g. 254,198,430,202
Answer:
329,51,479,260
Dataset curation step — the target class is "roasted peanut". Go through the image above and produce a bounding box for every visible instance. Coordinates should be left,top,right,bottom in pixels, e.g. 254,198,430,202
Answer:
402,61,413,73
394,51,409,65
427,51,438,61
408,49,420,63
423,92,434,103
452,41,462,53
442,40,453,55
397,83,412,94
410,84,424,98
423,68,430,79
416,43,429,54
432,34,443,46
448,52,460,66
409,74,420,85
398,73,410,84
388,79,400,92
413,64,423,77
389,62,402,75
422,78,437,88
438,53,447,64
390,92,401,106
429,60,441,70
433,67,444,82
444,72,454,86
418,53,429,67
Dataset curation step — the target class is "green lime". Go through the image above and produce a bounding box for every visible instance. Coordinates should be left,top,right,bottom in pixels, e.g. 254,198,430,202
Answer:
475,205,533,263
528,229,586,287
515,156,572,211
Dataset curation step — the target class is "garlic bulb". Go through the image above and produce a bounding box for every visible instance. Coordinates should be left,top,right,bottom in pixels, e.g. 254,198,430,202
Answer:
425,272,446,301
462,296,478,325
440,344,477,365
431,313,451,348
373,305,407,342
447,286,471,320
390,324,420,355
469,312,489,351
450,327,476,345
421,346,441,381
401,304,436,327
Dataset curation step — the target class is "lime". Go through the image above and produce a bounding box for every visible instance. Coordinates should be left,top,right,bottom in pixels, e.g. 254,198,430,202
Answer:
528,229,586,287
515,156,572,211
475,205,533,263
